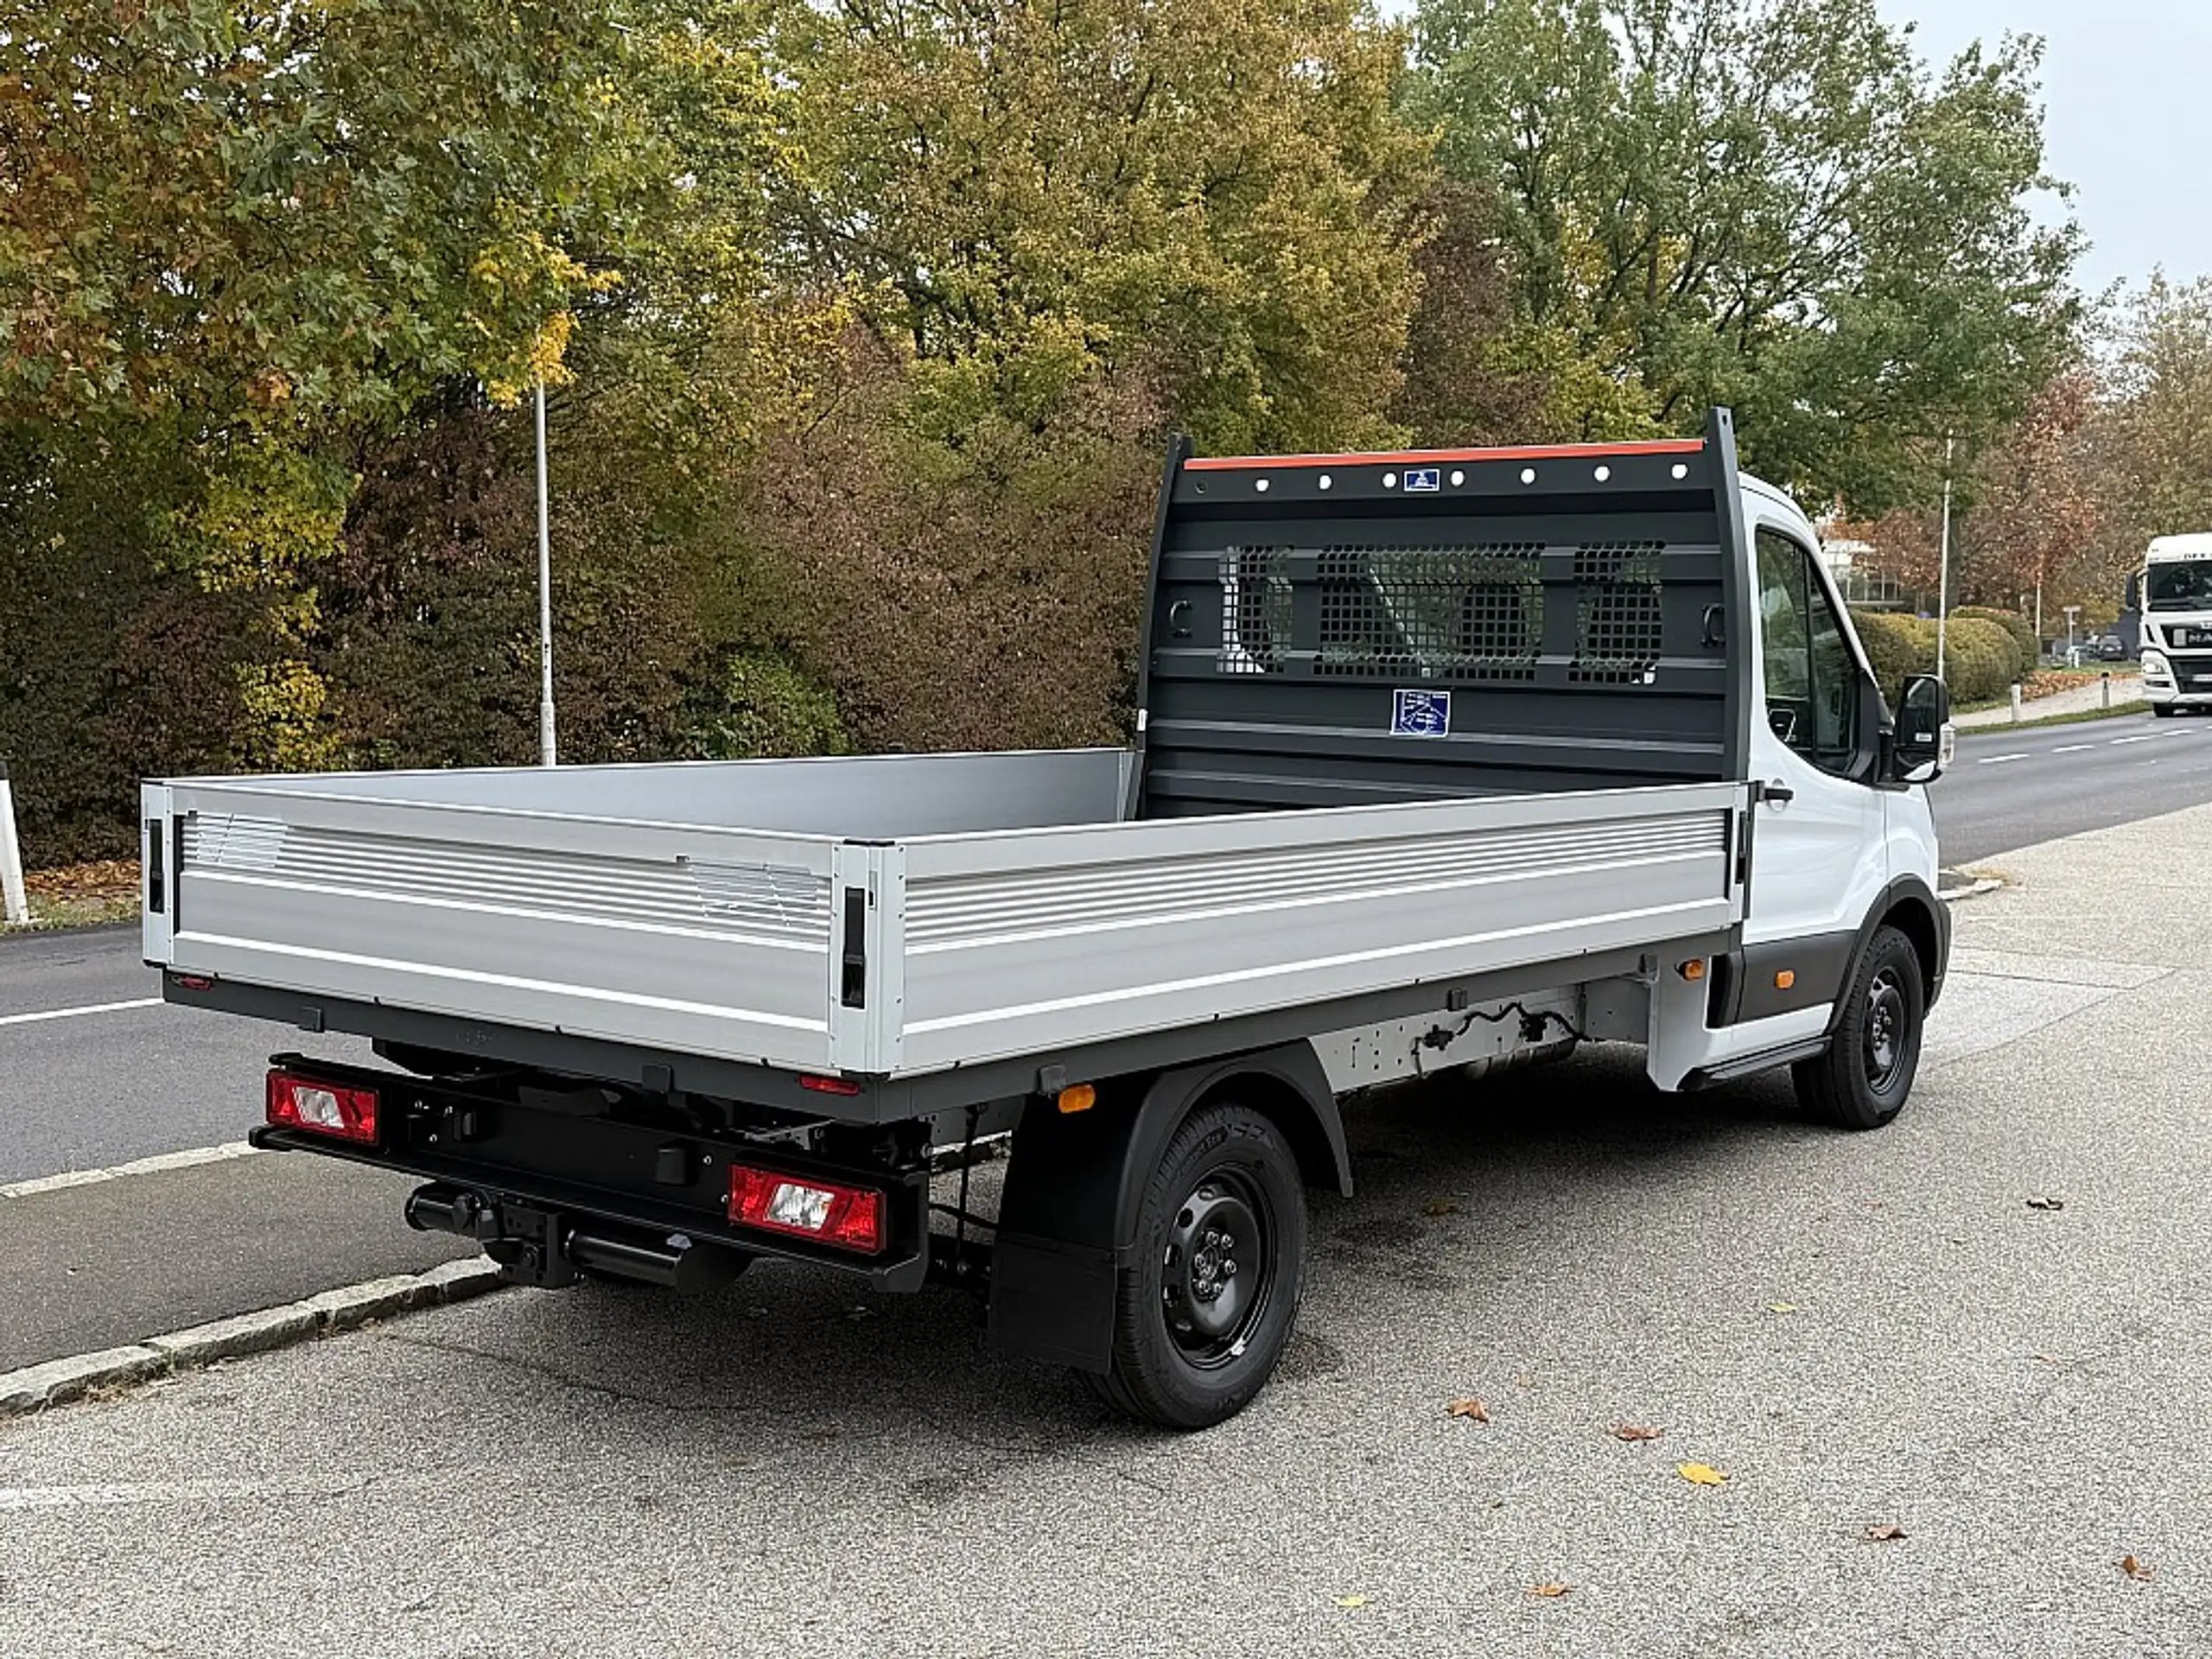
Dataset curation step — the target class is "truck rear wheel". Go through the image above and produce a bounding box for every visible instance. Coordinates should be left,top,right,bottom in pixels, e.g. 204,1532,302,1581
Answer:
1792,925,1924,1131
1092,1102,1307,1430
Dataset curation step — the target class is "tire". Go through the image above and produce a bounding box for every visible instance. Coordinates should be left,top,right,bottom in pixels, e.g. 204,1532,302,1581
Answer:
1090,1102,1308,1430
1792,925,1925,1131
2153,702,2176,718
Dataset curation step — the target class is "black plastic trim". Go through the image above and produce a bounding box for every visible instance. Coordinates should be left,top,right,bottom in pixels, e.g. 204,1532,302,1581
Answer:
144,818,165,914
1679,1036,1829,1090
1707,930,1858,1026
1830,874,1950,1021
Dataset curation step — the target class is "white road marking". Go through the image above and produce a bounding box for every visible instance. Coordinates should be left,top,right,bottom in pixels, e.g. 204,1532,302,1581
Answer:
0,1141,260,1201
0,996,162,1029
1977,753,2030,765
2111,734,2155,745
0,1478,369,1511
2052,744,2093,753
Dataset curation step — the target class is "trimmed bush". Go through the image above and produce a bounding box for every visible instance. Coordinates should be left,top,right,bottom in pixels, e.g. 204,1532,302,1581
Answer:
1942,617,2017,704
1849,611,1936,703
1848,609,2014,705
1952,606,2037,680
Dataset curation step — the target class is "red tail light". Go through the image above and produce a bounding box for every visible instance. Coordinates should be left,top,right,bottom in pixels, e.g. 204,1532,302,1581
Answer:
266,1070,380,1145
728,1165,883,1253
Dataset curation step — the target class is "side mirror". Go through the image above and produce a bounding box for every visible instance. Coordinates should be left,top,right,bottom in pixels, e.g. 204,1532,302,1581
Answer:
1892,674,1953,783
2125,570,2142,611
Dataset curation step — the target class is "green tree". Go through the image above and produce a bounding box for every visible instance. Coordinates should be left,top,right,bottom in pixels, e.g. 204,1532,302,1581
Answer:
763,0,1430,454
1404,0,2083,506
0,0,648,772
2093,275,2212,544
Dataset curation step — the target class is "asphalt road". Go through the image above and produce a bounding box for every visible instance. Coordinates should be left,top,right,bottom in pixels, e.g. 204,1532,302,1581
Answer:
3,810,2208,1657
0,925,371,1181
1932,708,2212,866
0,929,472,1370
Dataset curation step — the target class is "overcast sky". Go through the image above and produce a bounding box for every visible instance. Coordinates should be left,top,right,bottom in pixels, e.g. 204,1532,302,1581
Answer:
1882,0,2210,298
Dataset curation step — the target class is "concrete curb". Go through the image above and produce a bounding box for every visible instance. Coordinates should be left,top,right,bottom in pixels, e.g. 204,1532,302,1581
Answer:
1941,878,2004,904
0,1256,506,1419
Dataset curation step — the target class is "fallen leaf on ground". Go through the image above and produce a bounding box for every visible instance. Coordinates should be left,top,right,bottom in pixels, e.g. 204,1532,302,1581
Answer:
1865,1524,1908,1541
1676,1462,1729,1486
1529,1583,1571,1598
1611,1424,1664,1442
1764,1301,1797,1314
23,858,140,901
2121,1555,2153,1582
1333,1594,1372,1609
1423,1199,1461,1217
2027,1197,2066,1211
1446,1397,1491,1423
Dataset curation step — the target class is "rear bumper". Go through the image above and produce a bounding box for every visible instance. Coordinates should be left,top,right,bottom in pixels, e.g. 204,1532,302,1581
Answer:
251,1057,935,1292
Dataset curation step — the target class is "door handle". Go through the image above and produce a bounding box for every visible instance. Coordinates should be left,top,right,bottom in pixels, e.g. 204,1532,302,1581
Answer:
1759,780,1795,805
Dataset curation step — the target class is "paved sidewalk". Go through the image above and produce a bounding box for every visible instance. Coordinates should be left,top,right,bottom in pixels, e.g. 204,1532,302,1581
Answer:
1954,675,2144,728
3,809,2211,1657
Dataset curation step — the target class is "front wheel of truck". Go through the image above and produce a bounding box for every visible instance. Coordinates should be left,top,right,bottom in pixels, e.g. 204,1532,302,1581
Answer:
1793,925,1925,1131
1092,1101,1308,1430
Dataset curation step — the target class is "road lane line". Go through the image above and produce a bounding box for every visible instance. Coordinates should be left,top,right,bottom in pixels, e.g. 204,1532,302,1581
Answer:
2052,744,2094,753
0,1141,260,1201
0,996,162,1029
1977,753,2029,765
2111,734,2155,745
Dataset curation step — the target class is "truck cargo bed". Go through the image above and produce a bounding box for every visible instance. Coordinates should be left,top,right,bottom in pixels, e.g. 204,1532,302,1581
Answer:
144,751,1744,1081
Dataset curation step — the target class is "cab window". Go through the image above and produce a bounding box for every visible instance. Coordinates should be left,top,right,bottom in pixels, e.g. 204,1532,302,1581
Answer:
1756,528,1859,775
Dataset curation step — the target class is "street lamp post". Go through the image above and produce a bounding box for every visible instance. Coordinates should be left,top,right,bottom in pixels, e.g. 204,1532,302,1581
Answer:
1936,433,1954,681
536,378,558,768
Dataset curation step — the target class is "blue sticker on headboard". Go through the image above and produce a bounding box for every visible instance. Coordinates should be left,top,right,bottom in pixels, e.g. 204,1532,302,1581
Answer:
1391,689,1452,737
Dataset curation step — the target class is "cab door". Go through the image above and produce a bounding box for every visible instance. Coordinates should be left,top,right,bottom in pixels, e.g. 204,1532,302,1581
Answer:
1738,517,1889,1015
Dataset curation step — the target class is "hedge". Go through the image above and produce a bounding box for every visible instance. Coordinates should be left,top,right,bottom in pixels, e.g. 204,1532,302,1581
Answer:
1849,610,2018,706
1951,606,2038,680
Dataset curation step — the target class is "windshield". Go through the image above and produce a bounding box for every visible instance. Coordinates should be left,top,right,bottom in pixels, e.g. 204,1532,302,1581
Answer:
2146,561,2212,611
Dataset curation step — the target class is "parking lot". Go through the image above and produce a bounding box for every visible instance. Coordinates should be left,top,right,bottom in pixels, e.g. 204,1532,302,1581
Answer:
3,807,2208,1657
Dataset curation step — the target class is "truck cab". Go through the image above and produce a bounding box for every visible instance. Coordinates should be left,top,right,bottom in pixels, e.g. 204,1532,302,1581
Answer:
2135,533,2212,715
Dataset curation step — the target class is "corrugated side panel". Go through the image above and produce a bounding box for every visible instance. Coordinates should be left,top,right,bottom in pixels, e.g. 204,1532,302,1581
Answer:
168,785,839,1071
888,784,1744,1075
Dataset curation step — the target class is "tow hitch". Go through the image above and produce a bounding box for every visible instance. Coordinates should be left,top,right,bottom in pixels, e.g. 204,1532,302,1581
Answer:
404,1183,746,1291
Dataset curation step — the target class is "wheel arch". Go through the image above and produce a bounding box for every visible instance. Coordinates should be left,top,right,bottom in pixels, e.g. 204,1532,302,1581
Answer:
985,1041,1349,1375
1832,874,1950,1028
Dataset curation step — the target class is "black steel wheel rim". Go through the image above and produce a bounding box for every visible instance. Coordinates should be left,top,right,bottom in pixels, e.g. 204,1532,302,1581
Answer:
1161,1165,1273,1370
1864,968,1908,1091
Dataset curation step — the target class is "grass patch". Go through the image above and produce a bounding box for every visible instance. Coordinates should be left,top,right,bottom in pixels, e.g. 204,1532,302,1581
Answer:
1957,700,2153,735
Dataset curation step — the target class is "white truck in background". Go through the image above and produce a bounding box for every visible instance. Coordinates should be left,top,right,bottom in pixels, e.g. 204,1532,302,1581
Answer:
2135,533,2212,715
142,408,1955,1429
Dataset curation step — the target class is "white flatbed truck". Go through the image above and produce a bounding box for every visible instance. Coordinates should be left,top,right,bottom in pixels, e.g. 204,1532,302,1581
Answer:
143,409,1955,1427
